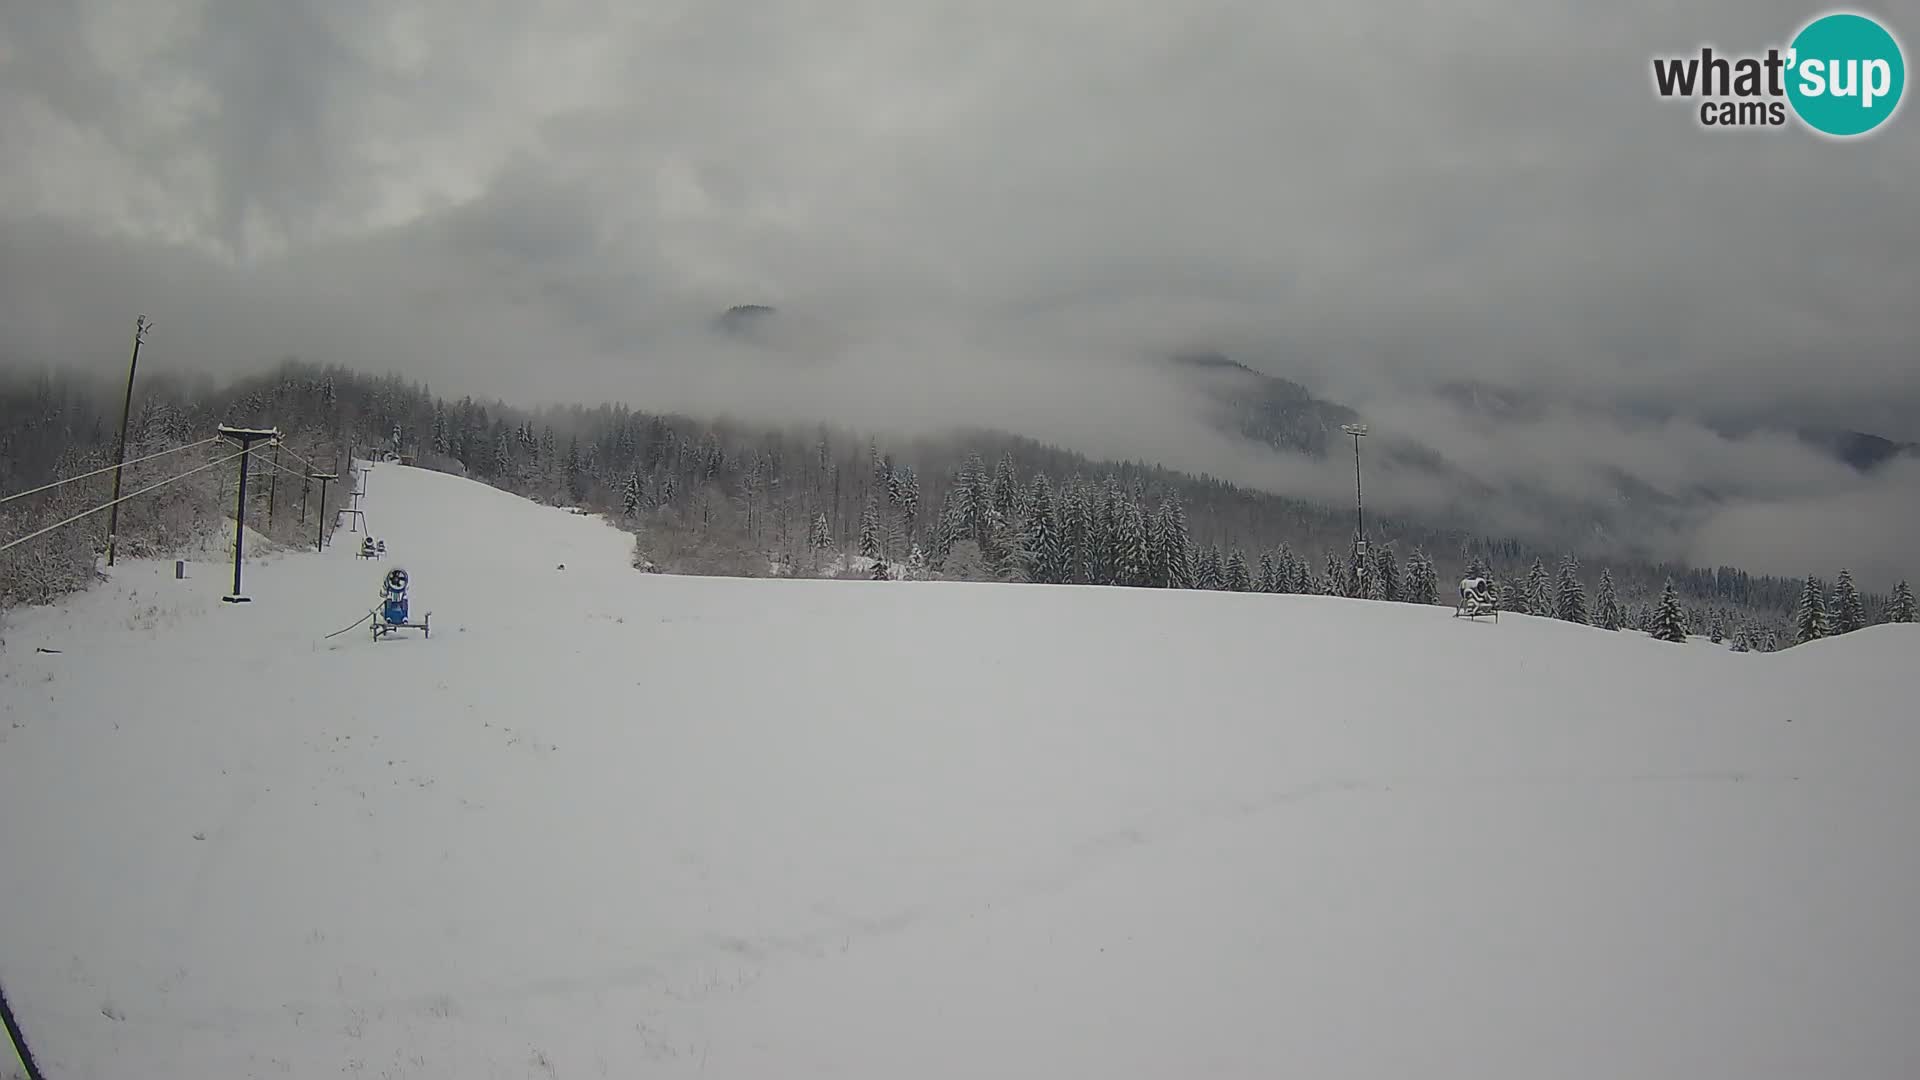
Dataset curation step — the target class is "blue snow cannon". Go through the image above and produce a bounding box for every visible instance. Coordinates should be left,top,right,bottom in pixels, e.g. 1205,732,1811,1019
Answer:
372,567,429,640
381,567,409,624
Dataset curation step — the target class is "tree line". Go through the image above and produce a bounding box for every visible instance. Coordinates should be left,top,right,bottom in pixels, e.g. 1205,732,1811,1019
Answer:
2,361,1911,652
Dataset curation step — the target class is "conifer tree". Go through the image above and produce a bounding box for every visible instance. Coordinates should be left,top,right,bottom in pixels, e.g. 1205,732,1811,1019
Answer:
1525,557,1551,616
564,435,587,502
1324,550,1346,596
1020,474,1063,584
894,466,920,543
1406,549,1439,605
1089,478,1121,585
1276,543,1299,594
926,490,960,570
1831,569,1866,634
1057,477,1090,584
1795,576,1828,643
622,473,643,517
1196,544,1224,590
1651,582,1689,643
1554,556,1589,624
1370,544,1399,601
953,453,987,539
1256,550,1279,593
1113,497,1150,587
859,497,883,563
808,512,832,571
1595,569,1622,630
979,506,1020,580
989,452,1020,523
869,439,888,497
1225,550,1251,592
1150,494,1192,589
1499,580,1525,613
1889,580,1917,623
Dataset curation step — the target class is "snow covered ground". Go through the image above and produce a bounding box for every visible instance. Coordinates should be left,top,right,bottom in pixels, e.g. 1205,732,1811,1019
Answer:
2,461,1916,1079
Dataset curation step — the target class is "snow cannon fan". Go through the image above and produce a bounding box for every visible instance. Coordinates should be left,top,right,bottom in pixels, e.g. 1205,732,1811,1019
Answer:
371,567,430,640
381,568,409,623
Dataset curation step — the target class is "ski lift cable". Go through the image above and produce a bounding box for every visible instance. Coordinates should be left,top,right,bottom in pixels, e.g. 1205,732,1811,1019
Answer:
270,441,324,474
0,436,222,506
256,454,314,483
0,447,251,554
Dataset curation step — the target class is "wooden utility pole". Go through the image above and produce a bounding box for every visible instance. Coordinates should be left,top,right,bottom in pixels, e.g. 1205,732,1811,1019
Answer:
217,426,280,603
104,314,152,567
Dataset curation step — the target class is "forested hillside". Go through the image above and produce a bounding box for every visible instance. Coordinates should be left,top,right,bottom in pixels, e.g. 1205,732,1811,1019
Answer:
3,362,1910,650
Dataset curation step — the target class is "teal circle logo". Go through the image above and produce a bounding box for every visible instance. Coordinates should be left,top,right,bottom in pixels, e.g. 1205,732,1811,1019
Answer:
1787,12,1905,136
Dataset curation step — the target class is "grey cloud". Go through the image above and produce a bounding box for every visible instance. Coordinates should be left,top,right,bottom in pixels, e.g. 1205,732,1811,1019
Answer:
2,0,1917,574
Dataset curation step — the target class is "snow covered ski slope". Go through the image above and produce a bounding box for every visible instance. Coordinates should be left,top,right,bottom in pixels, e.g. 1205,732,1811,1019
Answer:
2,461,1917,1079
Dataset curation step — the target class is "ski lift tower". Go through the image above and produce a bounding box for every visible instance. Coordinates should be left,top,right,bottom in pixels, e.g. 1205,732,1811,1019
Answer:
216,425,281,603
1342,422,1369,561
337,461,368,534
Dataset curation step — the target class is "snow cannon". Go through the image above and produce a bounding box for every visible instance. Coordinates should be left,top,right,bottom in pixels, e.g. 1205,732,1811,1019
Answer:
381,567,410,624
371,567,429,640
1456,576,1498,621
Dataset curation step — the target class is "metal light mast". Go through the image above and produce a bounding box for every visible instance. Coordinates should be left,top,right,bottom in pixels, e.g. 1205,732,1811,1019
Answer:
1342,422,1369,557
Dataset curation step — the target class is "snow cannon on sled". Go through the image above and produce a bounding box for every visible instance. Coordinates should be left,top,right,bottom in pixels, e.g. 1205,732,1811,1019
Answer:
372,567,431,640
1455,576,1499,621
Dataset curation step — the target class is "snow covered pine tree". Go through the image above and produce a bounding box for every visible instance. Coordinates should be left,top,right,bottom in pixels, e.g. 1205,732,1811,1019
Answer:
1595,569,1622,630
1831,569,1867,635
1525,558,1551,616
1889,580,1916,623
1555,556,1588,624
1651,582,1689,643
1796,576,1829,644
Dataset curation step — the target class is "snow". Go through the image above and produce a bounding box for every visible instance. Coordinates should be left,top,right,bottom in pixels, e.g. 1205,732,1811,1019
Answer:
3,461,1918,1079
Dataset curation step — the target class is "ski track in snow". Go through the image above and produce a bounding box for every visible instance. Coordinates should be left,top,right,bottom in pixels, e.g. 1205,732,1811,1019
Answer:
2,460,1917,1079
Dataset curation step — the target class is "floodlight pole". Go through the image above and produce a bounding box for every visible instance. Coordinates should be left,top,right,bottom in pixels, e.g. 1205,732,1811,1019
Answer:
104,315,151,567
1343,423,1369,557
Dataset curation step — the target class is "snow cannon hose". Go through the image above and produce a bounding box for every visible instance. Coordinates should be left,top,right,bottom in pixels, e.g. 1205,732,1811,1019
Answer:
325,608,380,639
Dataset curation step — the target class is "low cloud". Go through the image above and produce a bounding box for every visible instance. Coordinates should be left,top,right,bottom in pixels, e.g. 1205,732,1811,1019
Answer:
3,0,1916,579
1684,459,1920,593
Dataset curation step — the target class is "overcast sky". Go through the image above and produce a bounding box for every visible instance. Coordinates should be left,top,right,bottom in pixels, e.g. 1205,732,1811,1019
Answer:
2,0,1916,584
